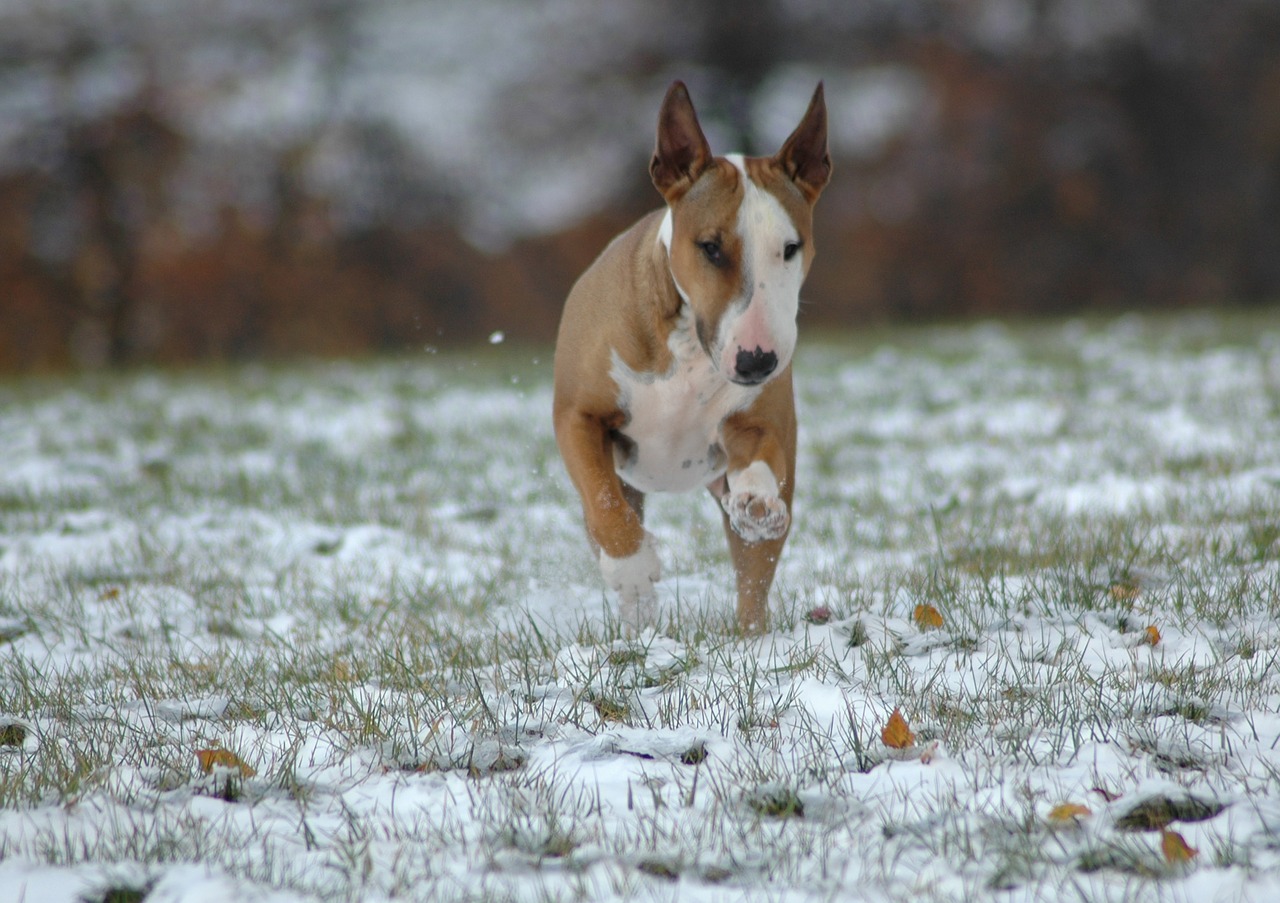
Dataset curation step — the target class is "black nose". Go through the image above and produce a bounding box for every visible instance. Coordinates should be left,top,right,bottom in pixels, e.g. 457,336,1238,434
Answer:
734,346,778,384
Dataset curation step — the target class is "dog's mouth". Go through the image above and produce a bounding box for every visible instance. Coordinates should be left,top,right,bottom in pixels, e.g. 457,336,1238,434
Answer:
726,363,783,387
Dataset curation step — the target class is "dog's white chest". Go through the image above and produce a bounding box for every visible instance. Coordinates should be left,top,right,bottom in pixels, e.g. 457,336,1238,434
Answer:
609,323,756,494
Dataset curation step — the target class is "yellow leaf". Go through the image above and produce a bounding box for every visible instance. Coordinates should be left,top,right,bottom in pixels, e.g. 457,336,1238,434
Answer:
99,587,121,601
913,604,944,631
1047,802,1093,823
1161,828,1198,863
881,708,916,749
1144,625,1161,646
195,747,257,777
1109,581,1140,601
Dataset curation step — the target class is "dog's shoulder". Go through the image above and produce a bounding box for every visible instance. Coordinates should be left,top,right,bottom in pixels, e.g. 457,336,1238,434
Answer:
555,209,682,414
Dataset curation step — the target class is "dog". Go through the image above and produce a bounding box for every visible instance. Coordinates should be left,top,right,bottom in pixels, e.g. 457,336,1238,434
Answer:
553,80,830,633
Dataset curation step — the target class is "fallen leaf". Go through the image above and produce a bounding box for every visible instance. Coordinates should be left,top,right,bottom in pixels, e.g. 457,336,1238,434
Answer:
746,784,805,819
881,708,915,749
1161,828,1198,863
0,723,27,747
636,858,680,881
913,603,944,631
1047,802,1093,823
590,693,630,722
1109,580,1140,601
195,747,257,777
918,741,939,764
1144,625,1161,646
1114,795,1224,831
804,606,832,625
99,587,121,601
679,742,708,766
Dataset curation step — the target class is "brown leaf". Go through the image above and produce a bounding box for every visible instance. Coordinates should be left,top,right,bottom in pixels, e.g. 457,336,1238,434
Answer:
1109,581,1140,602
195,747,257,777
1047,802,1092,823
1161,828,1198,863
913,604,944,631
881,708,915,749
0,723,27,747
1144,625,1161,646
1114,795,1224,831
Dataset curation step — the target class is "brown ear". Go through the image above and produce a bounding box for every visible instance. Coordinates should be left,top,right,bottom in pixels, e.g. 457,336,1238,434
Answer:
775,82,831,202
650,81,713,201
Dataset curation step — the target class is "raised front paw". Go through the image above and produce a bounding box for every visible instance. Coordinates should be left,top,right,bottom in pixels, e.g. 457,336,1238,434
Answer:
599,531,661,627
722,492,790,542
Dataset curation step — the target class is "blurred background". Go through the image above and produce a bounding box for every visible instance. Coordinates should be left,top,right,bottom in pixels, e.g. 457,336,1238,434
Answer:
2,0,1279,371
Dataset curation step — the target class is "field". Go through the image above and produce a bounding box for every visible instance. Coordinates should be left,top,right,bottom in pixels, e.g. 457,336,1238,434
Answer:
2,312,1280,902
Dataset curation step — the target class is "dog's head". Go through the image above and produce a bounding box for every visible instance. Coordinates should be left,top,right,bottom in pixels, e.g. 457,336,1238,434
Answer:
651,80,830,386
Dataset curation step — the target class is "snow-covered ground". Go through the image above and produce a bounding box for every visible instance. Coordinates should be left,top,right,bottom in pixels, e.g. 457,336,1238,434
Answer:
2,312,1280,901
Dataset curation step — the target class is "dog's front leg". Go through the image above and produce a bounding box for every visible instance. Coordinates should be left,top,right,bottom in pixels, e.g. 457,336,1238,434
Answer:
719,408,794,544
716,399,797,633
555,410,660,625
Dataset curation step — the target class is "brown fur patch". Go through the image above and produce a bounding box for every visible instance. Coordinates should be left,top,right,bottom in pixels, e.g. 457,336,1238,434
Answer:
666,159,749,349
744,156,819,276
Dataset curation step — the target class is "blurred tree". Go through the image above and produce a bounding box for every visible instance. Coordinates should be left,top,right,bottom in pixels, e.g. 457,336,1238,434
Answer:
695,0,782,149
0,0,1278,370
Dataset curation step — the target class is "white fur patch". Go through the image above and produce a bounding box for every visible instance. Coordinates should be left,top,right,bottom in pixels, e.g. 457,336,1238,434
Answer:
599,531,661,627
729,459,780,497
722,460,789,542
610,308,759,494
657,207,673,252
716,154,803,379
656,207,693,304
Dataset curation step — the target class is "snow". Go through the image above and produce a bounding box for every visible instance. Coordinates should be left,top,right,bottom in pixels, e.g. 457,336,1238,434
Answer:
1,314,1280,900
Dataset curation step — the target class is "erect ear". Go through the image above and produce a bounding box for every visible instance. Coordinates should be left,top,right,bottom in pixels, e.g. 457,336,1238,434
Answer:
775,82,831,202
650,81,713,201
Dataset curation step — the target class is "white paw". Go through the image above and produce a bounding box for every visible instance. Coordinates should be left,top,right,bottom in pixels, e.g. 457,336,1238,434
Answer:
599,532,661,627
722,460,789,542
722,491,790,542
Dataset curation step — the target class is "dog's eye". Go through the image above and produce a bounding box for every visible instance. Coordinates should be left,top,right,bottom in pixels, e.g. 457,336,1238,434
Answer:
783,241,801,262
698,240,724,266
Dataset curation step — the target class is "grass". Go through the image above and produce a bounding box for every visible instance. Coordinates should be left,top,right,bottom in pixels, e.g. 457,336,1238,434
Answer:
0,311,1279,900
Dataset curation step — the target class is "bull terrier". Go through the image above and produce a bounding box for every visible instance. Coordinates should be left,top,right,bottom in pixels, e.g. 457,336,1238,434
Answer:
553,80,830,633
